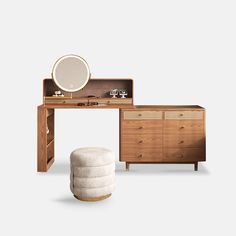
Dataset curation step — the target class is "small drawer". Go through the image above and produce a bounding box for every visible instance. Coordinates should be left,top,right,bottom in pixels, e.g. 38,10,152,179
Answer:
45,99,88,105
89,98,133,105
165,111,203,120
124,111,162,120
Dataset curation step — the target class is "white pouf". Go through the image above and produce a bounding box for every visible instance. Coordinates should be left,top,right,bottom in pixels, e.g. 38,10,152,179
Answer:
70,147,115,201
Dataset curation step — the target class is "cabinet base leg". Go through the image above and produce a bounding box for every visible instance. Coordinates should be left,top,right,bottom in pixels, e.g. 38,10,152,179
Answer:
125,162,130,171
194,162,198,171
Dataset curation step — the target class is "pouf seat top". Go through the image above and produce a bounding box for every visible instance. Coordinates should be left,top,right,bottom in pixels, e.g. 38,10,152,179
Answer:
70,147,115,167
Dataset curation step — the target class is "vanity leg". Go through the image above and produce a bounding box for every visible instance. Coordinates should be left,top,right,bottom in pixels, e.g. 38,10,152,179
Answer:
126,162,130,171
194,162,198,171
37,105,47,172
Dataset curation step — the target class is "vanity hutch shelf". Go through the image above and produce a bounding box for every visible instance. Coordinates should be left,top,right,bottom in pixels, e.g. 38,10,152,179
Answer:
37,78,206,172
43,78,133,107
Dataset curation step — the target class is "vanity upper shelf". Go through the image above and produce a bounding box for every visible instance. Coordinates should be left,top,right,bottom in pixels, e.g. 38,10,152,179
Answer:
43,78,134,108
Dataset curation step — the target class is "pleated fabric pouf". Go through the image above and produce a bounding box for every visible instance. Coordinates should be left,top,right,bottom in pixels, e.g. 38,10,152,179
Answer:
70,147,115,201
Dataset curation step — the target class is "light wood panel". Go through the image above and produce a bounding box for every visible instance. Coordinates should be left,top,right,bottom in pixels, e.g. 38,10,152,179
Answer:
124,111,162,120
165,111,203,120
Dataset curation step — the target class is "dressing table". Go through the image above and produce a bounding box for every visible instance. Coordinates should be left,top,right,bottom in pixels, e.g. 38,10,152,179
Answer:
37,55,206,172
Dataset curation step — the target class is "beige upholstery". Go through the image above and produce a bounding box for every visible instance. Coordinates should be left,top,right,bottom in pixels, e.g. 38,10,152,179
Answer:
70,147,115,201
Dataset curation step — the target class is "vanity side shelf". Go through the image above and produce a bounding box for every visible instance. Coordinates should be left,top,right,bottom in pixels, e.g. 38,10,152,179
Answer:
37,105,55,172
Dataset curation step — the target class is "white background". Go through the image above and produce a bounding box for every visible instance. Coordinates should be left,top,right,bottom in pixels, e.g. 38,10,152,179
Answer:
1,0,236,235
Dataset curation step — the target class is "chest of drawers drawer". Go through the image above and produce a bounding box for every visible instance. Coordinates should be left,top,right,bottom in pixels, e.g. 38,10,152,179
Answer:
165,111,203,120
164,120,204,134
163,148,205,162
122,120,163,134
121,134,163,148
121,150,163,162
124,111,162,120
163,134,205,148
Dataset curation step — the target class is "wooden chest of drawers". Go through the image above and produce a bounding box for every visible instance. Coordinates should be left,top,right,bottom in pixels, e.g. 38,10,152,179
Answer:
120,105,205,170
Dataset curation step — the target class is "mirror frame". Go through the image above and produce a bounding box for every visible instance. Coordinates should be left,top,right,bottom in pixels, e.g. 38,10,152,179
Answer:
52,54,90,92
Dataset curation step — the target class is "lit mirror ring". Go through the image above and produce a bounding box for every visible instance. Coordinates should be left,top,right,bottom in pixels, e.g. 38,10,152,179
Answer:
52,55,90,92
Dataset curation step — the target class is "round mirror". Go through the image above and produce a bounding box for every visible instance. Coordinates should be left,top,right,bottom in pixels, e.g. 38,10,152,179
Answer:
52,55,90,92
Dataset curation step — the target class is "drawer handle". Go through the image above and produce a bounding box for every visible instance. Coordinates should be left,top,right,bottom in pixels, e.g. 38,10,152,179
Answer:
139,140,143,144
180,126,185,129
179,140,184,144
179,113,184,116
138,113,142,116
138,126,143,129
138,154,143,158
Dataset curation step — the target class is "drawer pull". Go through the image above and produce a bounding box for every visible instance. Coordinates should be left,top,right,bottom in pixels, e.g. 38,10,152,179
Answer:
138,154,143,158
179,113,184,116
180,126,185,129
138,126,143,129
138,113,142,117
179,140,184,144
139,140,143,144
